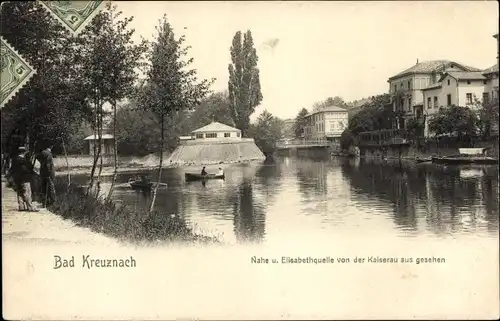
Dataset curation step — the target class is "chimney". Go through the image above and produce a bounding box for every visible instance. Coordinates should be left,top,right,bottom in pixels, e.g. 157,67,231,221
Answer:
416,58,419,64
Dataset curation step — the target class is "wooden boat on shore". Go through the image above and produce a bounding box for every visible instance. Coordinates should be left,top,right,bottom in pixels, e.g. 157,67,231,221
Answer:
185,172,225,182
431,156,499,165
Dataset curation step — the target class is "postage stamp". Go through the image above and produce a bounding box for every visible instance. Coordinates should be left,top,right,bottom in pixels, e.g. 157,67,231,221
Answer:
0,37,36,109
38,0,105,35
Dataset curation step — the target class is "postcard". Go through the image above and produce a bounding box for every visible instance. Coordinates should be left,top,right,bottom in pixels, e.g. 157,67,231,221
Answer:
2,1,499,319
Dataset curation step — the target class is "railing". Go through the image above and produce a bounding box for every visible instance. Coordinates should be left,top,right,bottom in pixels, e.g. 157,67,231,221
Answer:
181,138,256,145
357,129,409,146
276,138,331,149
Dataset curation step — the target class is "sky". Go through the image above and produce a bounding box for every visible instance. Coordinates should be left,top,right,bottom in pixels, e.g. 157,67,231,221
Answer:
115,1,499,121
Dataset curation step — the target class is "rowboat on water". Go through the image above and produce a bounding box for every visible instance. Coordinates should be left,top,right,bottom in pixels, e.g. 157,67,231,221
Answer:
185,172,225,182
128,177,154,191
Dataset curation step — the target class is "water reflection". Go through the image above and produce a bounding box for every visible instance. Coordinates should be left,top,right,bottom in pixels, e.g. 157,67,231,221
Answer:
64,157,499,244
340,158,499,236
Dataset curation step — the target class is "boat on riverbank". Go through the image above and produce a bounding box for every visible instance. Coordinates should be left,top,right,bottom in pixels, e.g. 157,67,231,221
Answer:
431,156,499,165
185,173,225,182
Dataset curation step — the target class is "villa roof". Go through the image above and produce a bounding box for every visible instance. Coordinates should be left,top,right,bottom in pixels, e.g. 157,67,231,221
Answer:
192,121,240,133
422,82,442,91
388,60,482,80
306,105,347,116
441,71,486,81
84,134,114,140
483,63,499,75
306,105,347,117
347,98,373,108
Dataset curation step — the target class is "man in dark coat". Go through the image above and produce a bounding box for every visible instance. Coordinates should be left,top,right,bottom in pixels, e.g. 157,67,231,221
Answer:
10,147,38,212
37,144,56,207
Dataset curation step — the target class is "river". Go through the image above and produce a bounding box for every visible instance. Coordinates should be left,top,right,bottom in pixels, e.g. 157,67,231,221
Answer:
64,156,499,244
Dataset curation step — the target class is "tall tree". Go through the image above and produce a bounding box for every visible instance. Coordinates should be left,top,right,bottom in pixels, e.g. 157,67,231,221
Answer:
91,4,148,200
77,8,116,192
293,108,309,138
140,16,212,213
228,30,263,137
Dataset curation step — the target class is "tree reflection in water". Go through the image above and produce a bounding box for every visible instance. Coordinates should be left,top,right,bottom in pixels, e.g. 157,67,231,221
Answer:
61,159,498,242
340,158,499,236
232,164,284,243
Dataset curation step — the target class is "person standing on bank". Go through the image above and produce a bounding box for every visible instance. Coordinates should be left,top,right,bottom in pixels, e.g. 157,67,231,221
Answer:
38,143,56,207
10,147,38,212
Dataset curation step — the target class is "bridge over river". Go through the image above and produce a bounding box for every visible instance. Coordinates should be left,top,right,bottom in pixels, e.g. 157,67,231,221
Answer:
275,129,411,158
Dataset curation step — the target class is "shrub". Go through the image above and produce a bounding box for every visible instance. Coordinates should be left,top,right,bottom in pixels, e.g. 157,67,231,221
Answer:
50,182,220,245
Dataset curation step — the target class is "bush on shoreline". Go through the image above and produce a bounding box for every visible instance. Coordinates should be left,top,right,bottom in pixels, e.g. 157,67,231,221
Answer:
49,182,220,245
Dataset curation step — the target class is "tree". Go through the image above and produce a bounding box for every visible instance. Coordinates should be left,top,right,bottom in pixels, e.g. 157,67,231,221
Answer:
313,96,347,110
476,98,500,139
293,108,309,138
1,1,91,161
428,105,479,142
82,3,148,200
114,100,188,156
347,94,394,135
406,118,425,139
228,30,263,137
1,1,95,189
248,110,284,155
184,91,234,132
340,129,355,151
140,16,212,213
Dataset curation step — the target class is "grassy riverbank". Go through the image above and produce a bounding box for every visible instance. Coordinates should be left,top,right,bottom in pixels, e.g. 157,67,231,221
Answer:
46,181,220,245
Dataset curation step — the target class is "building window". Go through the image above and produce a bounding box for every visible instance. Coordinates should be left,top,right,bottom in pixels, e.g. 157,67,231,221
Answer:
483,80,487,85
466,93,473,105
447,79,450,85
447,94,452,106
205,133,217,138
466,80,471,85
195,133,204,139
236,132,241,137
224,133,231,138
330,123,335,131
427,97,431,109
433,96,438,108
400,83,403,89
483,92,489,103
338,121,345,130
408,97,411,108
394,85,397,92
408,80,411,89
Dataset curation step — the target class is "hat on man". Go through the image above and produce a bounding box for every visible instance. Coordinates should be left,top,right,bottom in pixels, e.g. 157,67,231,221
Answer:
17,146,27,153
